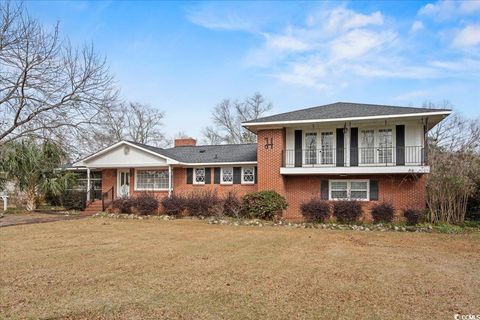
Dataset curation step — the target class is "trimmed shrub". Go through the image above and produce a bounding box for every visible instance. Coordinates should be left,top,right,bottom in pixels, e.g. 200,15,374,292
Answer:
132,193,159,215
242,190,287,220
223,191,243,218
403,208,422,225
61,190,86,211
371,202,395,223
185,191,222,217
112,197,134,214
332,200,363,223
161,194,187,216
300,198,330,222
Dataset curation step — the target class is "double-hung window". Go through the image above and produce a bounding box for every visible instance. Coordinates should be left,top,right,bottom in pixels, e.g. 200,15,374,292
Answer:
193,168,205,184
329,180,369,201
242,167,255,184
221,167,233,184
136,169,169,190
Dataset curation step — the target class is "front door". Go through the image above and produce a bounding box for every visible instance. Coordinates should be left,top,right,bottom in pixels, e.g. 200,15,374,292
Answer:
117,169,130,197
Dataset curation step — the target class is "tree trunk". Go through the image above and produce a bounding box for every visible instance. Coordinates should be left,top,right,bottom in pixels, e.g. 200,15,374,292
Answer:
25,187,37,211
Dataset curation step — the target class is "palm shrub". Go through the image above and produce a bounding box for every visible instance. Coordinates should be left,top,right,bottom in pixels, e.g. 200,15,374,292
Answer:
300,198,330,222
0,139,74,211
332,200,363,223
242,190,287,220
371,202,395,223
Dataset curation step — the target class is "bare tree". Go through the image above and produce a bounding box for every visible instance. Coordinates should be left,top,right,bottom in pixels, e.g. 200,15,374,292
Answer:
0,2,117,145
426,101,480,152
423,101,480,224
74,101,167,158
202,93,272,144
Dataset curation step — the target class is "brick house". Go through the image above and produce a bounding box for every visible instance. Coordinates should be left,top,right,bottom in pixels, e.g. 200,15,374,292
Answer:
73,102,451,220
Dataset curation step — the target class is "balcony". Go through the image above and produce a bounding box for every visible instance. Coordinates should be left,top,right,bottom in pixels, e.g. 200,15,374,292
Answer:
281,146,429,175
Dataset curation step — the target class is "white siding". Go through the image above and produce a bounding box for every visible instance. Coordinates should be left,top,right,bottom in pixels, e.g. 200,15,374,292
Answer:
85,144,167,168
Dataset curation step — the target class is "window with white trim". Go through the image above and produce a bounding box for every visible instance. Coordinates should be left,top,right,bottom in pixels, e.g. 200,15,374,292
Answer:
329,180,369,201
194,168,205,184
136,169,169,190
242,167,255,184
221,167,233,184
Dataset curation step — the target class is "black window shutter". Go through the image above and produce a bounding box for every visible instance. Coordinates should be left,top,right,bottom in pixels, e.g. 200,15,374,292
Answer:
233,167,241,184
254,166,257,184
205,168,211,184
214,167,220,184
350,127,358,166
396,125,405,166
186,168,193,184
294,130,302,167
321,180,329,200
370,180,379,201
336,128,344,167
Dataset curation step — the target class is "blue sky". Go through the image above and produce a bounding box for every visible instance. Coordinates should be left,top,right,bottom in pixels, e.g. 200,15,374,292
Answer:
28,0,480,139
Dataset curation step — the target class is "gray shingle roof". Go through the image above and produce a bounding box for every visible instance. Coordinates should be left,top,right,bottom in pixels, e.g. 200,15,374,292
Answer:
243,102,451,124
128,141,257,163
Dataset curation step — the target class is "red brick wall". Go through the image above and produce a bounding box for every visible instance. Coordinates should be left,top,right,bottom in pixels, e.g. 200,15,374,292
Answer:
256,129,286,196
283,174,426,222
174,138,196,147
172,168,256,197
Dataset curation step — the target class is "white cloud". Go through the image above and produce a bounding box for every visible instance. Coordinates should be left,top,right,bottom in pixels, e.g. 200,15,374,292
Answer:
411,20,424,33
453,24,480,48
187,8,254,31
265,34,310,52
419,0,480,20
330,29,397,60
320,7,384,33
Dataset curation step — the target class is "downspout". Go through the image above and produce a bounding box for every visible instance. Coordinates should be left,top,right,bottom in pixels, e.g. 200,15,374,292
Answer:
86,168,91,202
168,165,172,198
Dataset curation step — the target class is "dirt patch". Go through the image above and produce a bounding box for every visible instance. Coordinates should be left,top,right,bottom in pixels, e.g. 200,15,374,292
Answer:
0,212,83,227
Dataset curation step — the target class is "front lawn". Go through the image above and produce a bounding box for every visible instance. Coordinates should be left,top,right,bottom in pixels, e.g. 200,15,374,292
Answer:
1,218,479,319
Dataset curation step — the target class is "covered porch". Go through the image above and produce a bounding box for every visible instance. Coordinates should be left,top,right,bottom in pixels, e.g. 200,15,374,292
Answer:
73,141,178,211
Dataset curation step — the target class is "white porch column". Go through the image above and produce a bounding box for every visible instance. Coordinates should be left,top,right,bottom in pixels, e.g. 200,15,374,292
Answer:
86,168,91,202
168,165,172,198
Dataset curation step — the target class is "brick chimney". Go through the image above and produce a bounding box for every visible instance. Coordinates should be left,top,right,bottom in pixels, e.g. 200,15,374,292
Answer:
174,138,197,147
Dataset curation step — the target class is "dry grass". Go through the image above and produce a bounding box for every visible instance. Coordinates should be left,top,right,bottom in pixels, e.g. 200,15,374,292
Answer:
1,218,479,319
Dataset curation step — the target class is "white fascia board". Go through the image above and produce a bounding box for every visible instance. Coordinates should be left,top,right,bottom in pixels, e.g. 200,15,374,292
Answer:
74,140,179,167
242,111,452,127
179,161,257,167
280,166,430,175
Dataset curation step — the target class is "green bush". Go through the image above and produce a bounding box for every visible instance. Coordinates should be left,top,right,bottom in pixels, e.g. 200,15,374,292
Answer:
242,190,287,220
61,190,86,211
